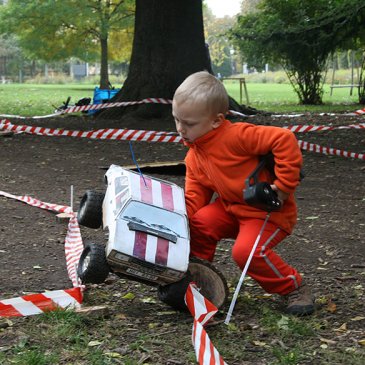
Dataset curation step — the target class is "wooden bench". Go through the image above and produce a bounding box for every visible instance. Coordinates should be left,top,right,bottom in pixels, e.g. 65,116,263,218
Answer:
330,84,360,96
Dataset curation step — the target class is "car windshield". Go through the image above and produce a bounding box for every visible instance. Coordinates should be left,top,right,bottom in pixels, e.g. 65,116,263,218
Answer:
119,201,188,239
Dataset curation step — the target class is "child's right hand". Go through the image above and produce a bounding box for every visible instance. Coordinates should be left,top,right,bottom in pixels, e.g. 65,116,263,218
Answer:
270,184,289,206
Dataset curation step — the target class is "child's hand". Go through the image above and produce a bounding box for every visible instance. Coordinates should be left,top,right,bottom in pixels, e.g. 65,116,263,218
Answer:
270,184,289,206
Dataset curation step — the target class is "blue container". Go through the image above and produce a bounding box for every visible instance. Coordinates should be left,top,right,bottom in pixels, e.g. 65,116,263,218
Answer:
88,87,121,115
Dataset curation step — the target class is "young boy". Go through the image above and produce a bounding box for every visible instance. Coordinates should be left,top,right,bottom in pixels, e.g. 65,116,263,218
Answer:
172,71,314,315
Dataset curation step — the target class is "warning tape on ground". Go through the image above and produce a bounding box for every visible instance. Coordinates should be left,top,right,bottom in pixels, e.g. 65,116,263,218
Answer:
0,193,228,364
0,190,84,317
185,283,228,365
1,119,364,160
1,96,365,119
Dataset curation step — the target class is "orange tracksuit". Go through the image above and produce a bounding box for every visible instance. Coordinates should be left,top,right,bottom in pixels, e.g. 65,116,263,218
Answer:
184,120,303,295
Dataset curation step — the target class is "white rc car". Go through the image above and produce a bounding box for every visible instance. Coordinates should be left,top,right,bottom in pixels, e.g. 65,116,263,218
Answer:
76,164,228,310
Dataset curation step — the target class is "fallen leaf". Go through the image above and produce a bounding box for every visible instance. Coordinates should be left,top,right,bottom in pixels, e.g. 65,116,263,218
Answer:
350,316,365,321
115,313,127,320
88,340,103,347
104,352,122,358
326,301,337,313
320,344,328,349
122,292,135,300
335,323,347,332
252,340,266,347
358,339,365,346
227,323,238,332
320,337,337,345
277,315,290,330
141,297,157,304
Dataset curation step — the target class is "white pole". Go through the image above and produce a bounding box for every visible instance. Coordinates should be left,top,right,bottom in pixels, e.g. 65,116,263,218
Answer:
224,213,270,325
70,185,74,212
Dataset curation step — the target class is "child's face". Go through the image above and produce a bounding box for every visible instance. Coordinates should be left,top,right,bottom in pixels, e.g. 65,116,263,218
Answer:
172,99,223,143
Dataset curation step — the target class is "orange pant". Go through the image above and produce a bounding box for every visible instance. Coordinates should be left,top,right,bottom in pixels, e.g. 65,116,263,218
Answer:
189,199,302,295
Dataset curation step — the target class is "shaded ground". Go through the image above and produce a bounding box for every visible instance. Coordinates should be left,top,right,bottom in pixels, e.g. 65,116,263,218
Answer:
0,112,364,364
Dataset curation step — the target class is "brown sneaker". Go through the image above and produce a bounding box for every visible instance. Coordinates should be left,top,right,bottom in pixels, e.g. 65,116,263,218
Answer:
286,283,315,316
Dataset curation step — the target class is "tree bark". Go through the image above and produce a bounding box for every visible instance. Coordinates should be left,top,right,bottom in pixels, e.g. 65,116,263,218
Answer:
99,0,256,120
100,36,110,89
100,0,211,120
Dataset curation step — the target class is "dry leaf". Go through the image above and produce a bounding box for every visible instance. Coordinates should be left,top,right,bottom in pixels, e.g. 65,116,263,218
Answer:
358,339,365,346
335,323,347,332
320,337,337,345
88,340,103,347
104,352,122,358
326,301,337,313
252,340,266,347
350,316,365,321
141,297,157,304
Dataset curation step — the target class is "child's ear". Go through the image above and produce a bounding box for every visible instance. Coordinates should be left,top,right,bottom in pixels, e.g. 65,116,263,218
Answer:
212,113,225,128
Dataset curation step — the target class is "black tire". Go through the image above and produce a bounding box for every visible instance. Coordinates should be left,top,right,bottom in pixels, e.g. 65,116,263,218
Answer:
77,190,104,229
157,257,229,311
77,243,110,284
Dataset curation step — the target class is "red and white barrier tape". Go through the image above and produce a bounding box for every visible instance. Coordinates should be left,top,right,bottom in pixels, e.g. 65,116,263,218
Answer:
63,97,172,114
0,192,228,365
297,140,364,160
185,283,228,365
1,94,365,119
354,107,365,115
0,288,83,317
0,119,181,143
0,190,84,317
1,119,364,160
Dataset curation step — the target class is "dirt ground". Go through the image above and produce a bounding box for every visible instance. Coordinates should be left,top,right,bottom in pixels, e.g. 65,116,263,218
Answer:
0,111,364,363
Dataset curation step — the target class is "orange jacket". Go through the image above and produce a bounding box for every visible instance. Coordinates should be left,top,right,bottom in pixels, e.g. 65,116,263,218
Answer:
184,120,303,234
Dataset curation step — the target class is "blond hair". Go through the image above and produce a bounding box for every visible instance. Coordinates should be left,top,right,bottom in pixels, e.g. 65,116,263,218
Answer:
173,71,229,116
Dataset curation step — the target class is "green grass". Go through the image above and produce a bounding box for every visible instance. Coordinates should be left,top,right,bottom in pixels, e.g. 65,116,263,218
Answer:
0,81,363,117
0,84,95,117
223,81,362,113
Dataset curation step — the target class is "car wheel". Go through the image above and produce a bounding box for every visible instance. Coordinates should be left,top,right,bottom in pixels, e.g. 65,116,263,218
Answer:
77,243,110,284
157,257,228,311
77,190,104,228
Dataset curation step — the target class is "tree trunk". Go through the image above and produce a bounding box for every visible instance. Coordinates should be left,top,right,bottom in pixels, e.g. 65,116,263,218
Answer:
358,52,365,105
100,0,213,120
100,36,110,89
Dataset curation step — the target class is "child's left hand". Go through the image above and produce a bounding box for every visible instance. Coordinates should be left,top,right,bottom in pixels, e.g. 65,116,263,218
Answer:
270,184,289,206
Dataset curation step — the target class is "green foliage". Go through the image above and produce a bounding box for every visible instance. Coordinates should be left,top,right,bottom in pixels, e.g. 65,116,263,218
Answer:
203,5,239,77
271,346,303,365
0,0,135,88
230,0,365,104
0,0,134,62
259,306,314,338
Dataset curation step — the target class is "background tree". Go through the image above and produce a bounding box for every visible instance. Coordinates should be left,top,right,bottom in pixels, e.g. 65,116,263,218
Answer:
0,0,134,88
230,0,365,105
101,0,249,121
203,7,238,77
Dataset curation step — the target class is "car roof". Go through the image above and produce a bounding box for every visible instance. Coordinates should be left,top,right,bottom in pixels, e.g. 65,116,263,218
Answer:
106,164,187,216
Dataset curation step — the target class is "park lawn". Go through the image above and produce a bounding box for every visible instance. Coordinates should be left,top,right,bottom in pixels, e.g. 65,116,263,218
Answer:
0,82,363,117
223,81,362,113
0,84,95,117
